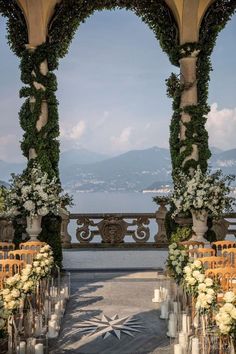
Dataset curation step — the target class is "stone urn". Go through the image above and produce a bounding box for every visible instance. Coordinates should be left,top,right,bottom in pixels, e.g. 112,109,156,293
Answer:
190,209,208,242
26,215,42,241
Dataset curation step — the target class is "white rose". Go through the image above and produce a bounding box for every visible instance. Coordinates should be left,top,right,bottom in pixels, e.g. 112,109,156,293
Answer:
205,294,214,304
36,267,41,274
220,312,232,325
33,261,39,267
187,277,196,286
197,274,205,283
5,300,17,310
1,289,10,296
11,289,20,298
230,307,236,320
198,283,207,292
21,275,29,282
183,266,191,274
3,294,13,302
193,260,202,268
192,270,201,279
205,278,213,287
206,288,215,296
223,303,235,313
23,200,35,211
219,323,230,334
38,207,48,216
223,291,236,303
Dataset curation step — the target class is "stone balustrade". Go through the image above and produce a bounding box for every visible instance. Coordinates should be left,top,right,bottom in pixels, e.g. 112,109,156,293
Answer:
0,209,235,248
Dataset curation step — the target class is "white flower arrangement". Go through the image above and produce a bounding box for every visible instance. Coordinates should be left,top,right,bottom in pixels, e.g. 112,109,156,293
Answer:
0,244,54,333
167,242,189,283
6,162,72,218
183,259,217,313
215,292,236,337
171,166,235,218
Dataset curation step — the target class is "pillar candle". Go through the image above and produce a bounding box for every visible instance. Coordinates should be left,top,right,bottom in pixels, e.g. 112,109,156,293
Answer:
55,302,60,315
182,314,188,333
179,332,188,349
19,341,26,354
154,289,160,301
44,299,51,317
64,286,69,299
168,313,177,338
35,343,44,354
173,301,179,314
160,301,169,319
48,320,57,338
191,337,199,354
174,344,182,354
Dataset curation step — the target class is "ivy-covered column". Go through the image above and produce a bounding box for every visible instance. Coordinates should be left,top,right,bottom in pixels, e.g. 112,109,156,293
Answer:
19,44,62,267
179,51,199,169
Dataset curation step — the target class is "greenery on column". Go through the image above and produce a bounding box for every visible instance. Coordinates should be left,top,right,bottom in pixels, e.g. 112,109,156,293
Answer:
167,1,236,178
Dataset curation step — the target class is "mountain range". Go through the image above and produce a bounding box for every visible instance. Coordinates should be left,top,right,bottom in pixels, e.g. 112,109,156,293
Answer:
0,146,236,192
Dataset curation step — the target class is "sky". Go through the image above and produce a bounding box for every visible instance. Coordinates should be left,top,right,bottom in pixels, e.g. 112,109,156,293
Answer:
0,9,235,162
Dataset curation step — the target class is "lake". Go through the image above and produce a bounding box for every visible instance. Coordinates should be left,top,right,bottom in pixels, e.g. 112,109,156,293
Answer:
68,192,159,243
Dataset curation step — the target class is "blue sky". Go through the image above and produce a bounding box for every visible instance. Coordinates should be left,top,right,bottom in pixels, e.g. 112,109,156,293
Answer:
0,9,235,162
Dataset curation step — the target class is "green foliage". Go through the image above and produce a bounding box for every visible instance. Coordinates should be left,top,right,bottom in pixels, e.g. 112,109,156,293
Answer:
170,227,192,243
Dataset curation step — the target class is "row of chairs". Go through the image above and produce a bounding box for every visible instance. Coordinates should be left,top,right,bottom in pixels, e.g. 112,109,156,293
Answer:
179,240,236,293
0,241,46,289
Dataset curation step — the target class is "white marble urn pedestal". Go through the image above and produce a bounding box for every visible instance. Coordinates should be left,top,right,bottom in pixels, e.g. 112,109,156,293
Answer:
26,215,42,241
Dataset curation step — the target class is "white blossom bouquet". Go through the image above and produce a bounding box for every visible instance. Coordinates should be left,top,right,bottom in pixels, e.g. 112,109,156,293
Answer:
6,162,72,218
183,259,217,312
0,244,54,333
215,291,236,337
171,166,235,218
167,242,189,283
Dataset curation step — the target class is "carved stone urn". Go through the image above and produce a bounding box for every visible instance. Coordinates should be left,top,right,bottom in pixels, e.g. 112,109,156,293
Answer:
26,215,42,241
190,209,208,242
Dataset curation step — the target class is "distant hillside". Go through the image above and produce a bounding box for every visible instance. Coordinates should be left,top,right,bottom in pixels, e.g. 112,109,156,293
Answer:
60,146,172,192
209,148,236,176
59,148,109,169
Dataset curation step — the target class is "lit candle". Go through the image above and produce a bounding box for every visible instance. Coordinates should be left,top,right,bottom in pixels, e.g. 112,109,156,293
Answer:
191,337,199,354
35,343,44,354
174,344,182,354
160,301,169,319
152,289,161,302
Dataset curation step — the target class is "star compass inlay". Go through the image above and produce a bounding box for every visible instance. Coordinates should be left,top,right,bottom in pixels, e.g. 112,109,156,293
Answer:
77,314,144,340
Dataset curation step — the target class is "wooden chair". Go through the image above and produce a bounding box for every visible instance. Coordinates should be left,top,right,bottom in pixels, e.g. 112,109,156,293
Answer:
212,241,236,255
0,242,15,252
188,247,215,258
222,248,236,267
0,259,25,276
205,267,236,292
0,272,8,290
20,241,46,251
178,241,205,249
8,249,37,264
197,256,227,269
0,251,5,260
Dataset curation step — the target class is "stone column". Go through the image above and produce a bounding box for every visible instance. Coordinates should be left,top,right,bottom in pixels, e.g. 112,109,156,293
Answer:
154,201,168,244
179,51,199,166
59,208,72,248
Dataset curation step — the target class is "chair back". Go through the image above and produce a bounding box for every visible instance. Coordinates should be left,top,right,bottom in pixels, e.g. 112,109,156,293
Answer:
212,241,236,255
0,259,25,276
222,248,236,267
8,250,37,264
198,256,227,269
0,242,15,252
205,267,236,292
0,272,8,290
20,241,46,251
178,241,205,249
189,247,215,258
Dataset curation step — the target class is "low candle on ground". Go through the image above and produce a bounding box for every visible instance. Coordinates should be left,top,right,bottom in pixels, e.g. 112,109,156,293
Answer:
160,301,169,319
174,344,182,354
191,337,199,354
35,343,44,354
152,289,161,302
18,341,26,354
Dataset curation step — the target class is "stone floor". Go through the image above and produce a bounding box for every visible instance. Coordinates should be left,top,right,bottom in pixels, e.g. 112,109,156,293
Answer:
49,271,173,354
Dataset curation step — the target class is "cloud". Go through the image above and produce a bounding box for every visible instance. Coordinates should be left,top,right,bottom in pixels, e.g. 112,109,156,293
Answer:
110,127,133,150
60,120,86,141
0,134,25,162
206,103,236,150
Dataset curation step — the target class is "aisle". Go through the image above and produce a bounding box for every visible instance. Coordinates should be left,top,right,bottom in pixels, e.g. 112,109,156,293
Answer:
49,271,172,354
